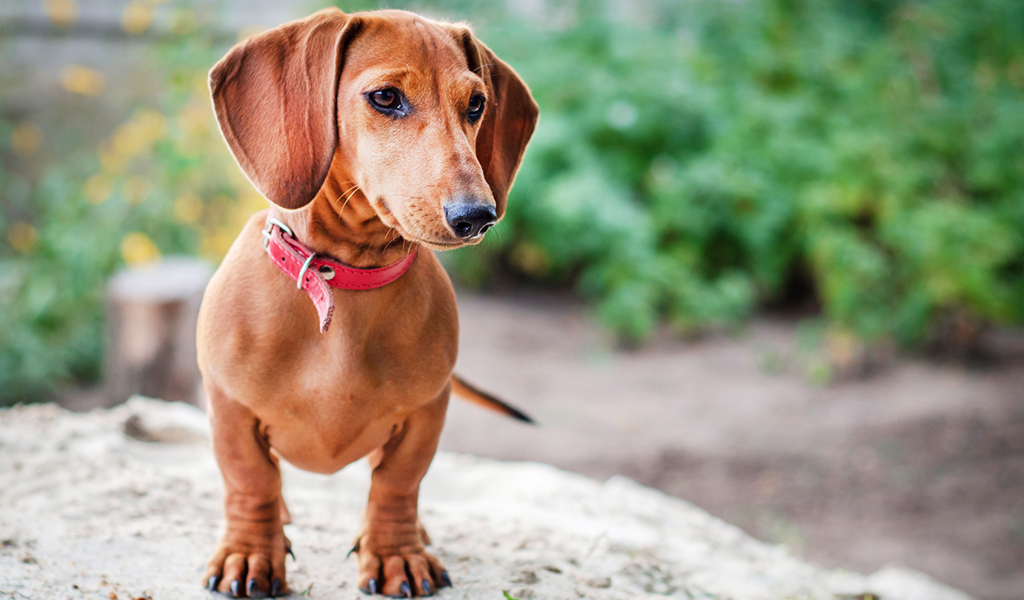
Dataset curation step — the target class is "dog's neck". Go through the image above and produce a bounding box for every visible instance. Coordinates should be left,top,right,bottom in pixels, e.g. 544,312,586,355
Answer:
270,170,416,270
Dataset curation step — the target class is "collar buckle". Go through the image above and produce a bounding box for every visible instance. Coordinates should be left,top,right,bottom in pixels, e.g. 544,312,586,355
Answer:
262,217,294,251
296,251,318,290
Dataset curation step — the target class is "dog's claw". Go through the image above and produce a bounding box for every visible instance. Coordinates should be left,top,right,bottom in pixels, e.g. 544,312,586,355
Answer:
421,579,432,596
346,544,358,559
385,580,412,598
440,571,452,588
247,579,258,597
271,579,281,597
230,579,241,597
286,545,296,561
207,575,220,592
359,578,378,595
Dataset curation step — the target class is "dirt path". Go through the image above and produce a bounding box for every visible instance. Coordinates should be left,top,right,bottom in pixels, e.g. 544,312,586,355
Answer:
441,290,1024,600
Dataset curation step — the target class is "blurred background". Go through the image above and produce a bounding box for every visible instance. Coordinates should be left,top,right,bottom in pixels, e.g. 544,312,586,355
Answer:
0,0,1022,598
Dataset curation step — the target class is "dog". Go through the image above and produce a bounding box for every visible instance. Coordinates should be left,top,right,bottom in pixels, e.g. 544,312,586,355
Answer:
196,7,538,598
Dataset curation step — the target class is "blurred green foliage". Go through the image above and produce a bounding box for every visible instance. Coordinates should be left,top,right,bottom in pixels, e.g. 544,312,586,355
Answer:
0,12,247,404
1,0,1023,404
465,0,1024,342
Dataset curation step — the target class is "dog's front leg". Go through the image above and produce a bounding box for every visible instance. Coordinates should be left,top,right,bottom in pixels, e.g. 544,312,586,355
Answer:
354,387,451,598
203,387,289,598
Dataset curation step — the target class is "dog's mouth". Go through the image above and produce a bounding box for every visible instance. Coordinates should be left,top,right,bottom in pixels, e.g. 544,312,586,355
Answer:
415,238,467,250
376,198,473,251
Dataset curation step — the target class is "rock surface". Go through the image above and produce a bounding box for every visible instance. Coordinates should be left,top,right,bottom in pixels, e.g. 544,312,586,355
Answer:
0,398,974,600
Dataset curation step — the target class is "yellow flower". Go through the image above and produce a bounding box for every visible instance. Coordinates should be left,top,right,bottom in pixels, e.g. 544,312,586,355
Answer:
111,110,167,160
121,1,155,34
98,144,128,174
201,228,237,260
60,65,105,96
123,176,149,205
173,192,203,224
112,123,146,158
84,174,113,205
178,100,211,140
238,188,268,214
121,232,161,266
7,222,37,253
44,0,78,29
134,110,167,141
10,123,42,157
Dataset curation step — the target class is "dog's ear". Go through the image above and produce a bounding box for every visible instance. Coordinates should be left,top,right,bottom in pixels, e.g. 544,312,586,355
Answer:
209,8,361,210
456,29,539,214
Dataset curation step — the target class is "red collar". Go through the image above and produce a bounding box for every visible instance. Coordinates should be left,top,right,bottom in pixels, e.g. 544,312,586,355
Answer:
262,218,417,333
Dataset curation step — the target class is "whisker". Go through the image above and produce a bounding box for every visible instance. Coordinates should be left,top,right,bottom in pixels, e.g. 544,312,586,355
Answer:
341,184,361,201
382,228,401,253
338,184,361,217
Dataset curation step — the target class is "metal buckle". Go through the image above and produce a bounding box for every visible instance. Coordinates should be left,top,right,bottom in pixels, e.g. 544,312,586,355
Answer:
262,217,294,250
296,251,318,289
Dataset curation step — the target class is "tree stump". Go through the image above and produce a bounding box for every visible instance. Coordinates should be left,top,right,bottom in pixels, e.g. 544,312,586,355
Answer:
105,257,213,408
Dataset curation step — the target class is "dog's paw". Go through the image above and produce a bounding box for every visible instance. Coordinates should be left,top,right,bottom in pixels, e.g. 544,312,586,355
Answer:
202,531,290,597
352,534,450,597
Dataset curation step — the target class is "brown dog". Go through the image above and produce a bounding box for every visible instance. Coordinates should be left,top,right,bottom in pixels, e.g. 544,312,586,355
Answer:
196,8,538,598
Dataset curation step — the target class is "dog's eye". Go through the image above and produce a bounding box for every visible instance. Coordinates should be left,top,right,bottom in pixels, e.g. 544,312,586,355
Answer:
368,88,402,112
467,94,485,122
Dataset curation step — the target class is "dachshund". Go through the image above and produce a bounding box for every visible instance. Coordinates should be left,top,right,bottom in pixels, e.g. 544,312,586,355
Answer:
197,7,538,598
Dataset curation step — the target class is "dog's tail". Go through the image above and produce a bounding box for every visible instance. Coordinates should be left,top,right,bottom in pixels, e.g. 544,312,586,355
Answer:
450,375,535,425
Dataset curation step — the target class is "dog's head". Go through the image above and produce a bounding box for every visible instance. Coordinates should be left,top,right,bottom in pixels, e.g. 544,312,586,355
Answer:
209,8,538,250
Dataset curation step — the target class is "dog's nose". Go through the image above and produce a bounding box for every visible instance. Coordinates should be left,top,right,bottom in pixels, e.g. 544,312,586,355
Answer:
444,198,497,239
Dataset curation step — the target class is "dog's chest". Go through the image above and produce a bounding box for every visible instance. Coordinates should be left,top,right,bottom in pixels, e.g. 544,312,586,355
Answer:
242,314,455,472
198,222,458,472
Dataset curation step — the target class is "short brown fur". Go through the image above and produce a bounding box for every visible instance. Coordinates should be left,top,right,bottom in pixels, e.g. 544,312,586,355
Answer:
198,8,538,597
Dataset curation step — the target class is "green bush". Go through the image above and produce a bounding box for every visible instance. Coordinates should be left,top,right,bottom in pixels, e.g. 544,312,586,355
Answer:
460,0,1024,342
1,0,1023,404
0,20,246,404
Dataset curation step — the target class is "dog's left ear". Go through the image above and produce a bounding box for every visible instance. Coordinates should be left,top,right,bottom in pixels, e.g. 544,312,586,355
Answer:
454,28,539,215
209,8,361,210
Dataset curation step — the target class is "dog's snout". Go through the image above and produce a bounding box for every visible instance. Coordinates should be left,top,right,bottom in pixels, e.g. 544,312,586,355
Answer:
444,198,497,239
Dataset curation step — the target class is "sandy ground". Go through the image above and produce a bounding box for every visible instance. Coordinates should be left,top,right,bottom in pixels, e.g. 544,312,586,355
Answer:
0,397,976,600
49,290,1024,600
441,291,1024,600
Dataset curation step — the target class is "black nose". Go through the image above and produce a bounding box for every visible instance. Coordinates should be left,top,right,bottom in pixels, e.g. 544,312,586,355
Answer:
443,198,497,239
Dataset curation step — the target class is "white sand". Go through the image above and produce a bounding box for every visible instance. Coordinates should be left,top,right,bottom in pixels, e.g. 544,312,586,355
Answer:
0,397,974,600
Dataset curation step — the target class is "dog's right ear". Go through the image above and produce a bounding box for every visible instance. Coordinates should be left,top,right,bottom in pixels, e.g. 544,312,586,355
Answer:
209,8,361,210
450,27,539,218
